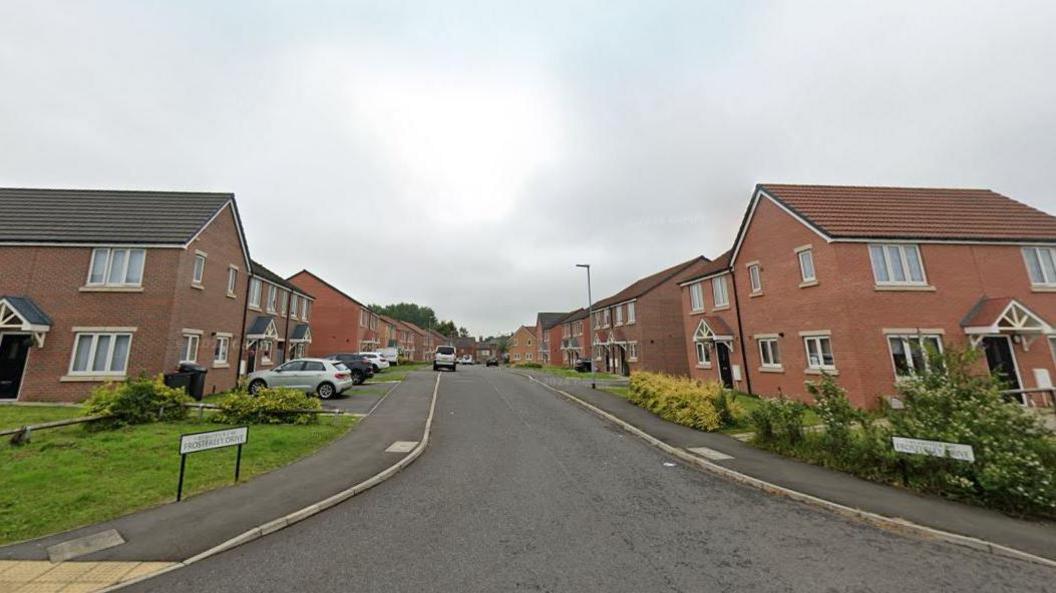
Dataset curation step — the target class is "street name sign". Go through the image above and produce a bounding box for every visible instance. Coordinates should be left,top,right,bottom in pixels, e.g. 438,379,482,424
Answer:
179,427,248,454
892,436,975,462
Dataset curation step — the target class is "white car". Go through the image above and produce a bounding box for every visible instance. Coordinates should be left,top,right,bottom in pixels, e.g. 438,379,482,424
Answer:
246,358,355,399
459,355,474,365
434,346,457,371
357,352,390,372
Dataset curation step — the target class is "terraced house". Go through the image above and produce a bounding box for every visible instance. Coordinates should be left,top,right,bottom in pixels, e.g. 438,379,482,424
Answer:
241,260,314,373
558,308,590,367
676,251,745,391
535,312,566,365
691,184,1056,409
0,188,250,401
287,270,371,356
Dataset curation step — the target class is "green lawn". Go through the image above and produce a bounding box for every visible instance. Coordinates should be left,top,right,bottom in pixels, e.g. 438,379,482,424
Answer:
0,414,356,545
532,365,625,382
0,405,85,430
377,362,430,383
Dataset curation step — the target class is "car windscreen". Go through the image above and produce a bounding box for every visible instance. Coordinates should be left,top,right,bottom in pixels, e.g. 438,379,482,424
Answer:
333,362,350,371
437,347,455,355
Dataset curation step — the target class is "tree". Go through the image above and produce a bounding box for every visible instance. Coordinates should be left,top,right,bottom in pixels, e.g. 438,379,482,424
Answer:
434,320,457,336
458,327,470,338
370,303,439,329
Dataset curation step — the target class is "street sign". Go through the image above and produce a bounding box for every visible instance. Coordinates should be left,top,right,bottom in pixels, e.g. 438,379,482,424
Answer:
176,426,249,501
179,427,248,454
892,436,975,462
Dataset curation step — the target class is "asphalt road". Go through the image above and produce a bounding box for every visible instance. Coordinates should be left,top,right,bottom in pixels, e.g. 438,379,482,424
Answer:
128,367,1055,592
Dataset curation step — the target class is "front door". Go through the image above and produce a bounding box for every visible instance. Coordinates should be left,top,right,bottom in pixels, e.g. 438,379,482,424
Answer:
982,336,1021,390
716,342,734,389
0,334,32,399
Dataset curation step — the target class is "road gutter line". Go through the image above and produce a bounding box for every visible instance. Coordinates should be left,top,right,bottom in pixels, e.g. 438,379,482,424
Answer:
521,372,1056,570
99,372,442,592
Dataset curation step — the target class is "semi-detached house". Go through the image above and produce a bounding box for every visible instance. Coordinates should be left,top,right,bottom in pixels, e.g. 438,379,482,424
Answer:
507,325,536,363
242,260,314,373
0,188,250,402
535,312,566,365
684,184,1056,409
558,308,591,367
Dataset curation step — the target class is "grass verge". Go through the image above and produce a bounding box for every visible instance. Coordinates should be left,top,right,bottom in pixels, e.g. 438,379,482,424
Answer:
532,365,625,382
0,414,356,545
0,405,85,429
378,362,430,383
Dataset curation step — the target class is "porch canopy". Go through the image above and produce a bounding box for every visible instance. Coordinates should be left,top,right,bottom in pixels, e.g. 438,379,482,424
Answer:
693,317,735,343
0,296,51,347
289,323,312,344
593,328,628,346
246,315,279,341
961,297,1052,346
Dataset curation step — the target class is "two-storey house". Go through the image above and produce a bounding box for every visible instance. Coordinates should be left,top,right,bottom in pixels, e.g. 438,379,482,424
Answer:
535,312,566,365
675,251,746,390
558,308,590,367
241,260,314,373
507,325,536,363
287,270,371,357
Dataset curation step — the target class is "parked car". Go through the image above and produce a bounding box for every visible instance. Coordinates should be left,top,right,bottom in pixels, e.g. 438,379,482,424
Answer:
378,347,399,364
246,358,355,399
322,353,376,384
434,346,457,371
459,355,474,365
357,352,390,372
486,358,499,367
574,357,593,373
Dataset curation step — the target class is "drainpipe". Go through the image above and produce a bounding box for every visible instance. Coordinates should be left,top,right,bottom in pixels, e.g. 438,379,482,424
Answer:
730,268,754,395
235,272,251,383
281,289,292,362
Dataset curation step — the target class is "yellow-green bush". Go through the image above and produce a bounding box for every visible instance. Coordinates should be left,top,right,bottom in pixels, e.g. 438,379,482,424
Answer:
627,372,739,431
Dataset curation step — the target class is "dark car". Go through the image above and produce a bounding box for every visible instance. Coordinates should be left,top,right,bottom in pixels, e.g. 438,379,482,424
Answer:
574,357,593,373
323,353,375,385
486,358,499,367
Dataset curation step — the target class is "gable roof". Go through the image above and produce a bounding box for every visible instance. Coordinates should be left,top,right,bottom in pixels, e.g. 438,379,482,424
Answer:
758,184,1056,243
0,187,242,245
560,308,589,323
288,270,367,308
594,256,707,309
675,250,732,285
0,295,52,327
246,315,278,339
536,312,567,330
251,260,312,298
401,320,428,336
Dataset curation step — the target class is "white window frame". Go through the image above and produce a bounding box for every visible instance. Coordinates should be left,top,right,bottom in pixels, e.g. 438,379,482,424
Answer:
615,305,623,326
266,284,277,313
695,341,711,367
627,341,639,361
712,276,729,308
290,294,299,319
67,332,134,376
279,291,288,315
261,339,273,364
1022,246,1056,287
181,333,200,363
603,309,610,327
758,338,781,369
803,335,836,371
887,334,943,379
747,263,762,294
214,335,230,365
192,252,206,287
226,266,238,297
302,299,310,320
248,278,262,309
526,352,533,361
797,248,816,283
869,243,927,286
86,247,146,288
689,282,705,312
626,302,636,324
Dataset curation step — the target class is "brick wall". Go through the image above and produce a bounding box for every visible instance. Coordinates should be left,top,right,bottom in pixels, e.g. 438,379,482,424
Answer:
288,271,362,356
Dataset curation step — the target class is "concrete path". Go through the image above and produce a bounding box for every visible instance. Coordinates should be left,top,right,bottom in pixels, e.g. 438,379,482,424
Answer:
521,369,1056,562
0,372,435,563
122,366,1053,592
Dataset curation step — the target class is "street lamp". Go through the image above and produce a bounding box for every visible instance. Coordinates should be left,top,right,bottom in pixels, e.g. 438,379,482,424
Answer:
575,264,596,390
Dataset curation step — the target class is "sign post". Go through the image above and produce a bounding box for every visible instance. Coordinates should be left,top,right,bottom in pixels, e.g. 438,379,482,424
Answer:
177,427,249,501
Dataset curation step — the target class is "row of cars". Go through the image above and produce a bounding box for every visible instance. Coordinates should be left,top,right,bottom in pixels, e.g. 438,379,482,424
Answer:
245,351,394,399
433,346,501,371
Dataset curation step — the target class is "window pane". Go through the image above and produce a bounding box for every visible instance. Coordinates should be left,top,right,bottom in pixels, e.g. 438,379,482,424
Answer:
1040,248,1056,283
89,249,108,284
193,256,205,283
713,277,728,306
107,250,128,284
885,245,906,282
72,335,93,371
228,269,237,293
770,340,781,364
1024,248,1044,283
800,251,815,281
92,335,112,372
908,338,927,374
869,245,889,282
126,250,145,284
889,337,911,376
903,245,924,282
820,338,834,366
304,361,325,371
111,335,130,372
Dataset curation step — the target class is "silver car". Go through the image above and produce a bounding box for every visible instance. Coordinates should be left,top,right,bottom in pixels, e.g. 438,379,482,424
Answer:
246,358,355,399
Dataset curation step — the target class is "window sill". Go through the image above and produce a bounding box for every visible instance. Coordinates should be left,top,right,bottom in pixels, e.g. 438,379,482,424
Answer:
799,280,819,288
749,291,764,298
248,305,261,312
79,286,144,293
696,363,712,369
212,362,230,369
226,292,237,299
191,284,204,291
804,367,839,376
689,309,706,316
759,366,785,373
1031,285,1056,293
61,374,127,383
713,305,731,311
874,284,935,292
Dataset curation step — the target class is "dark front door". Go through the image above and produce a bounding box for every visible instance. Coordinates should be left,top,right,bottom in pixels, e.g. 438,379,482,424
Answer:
716,342,734,389
0,334,32,399
247,346,257,374
982,336,1020,390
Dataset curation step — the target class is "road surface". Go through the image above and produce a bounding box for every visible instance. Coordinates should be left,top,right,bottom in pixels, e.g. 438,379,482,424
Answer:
128,367,1054,592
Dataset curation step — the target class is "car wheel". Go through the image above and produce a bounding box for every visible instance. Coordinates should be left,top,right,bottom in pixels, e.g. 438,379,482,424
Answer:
372,364,380,372
351,370,365,385
248,379,266,395
317,382,336,399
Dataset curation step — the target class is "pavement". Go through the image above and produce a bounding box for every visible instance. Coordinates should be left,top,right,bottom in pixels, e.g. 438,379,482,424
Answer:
520,369,1056,562
120,366,1053,592
0,372,436,592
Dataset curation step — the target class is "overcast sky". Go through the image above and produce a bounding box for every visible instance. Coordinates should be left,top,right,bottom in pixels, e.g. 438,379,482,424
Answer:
3,1,1055,336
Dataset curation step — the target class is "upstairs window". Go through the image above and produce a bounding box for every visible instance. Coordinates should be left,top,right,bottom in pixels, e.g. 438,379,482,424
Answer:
627,302,636,324
869,244,925,285
280,291,288,315
689,282,705,312
267,285,277,312
290,294,299,319
87,248,146,287
712,276,729,308
748,264,762,294
248,278,262,308
1023,246,1056,287
226,267,238,296
798,249,816,283
615,305,623,325
302,299,310,320
192,254,206,286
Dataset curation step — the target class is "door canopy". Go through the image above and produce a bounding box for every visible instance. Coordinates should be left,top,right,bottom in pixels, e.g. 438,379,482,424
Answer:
693,317,734,342
246,315,279,341
962,297,1052,348
0,296,51,347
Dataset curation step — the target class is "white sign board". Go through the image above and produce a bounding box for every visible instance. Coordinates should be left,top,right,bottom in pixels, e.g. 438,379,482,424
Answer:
180,427,248,455
892,437,974,462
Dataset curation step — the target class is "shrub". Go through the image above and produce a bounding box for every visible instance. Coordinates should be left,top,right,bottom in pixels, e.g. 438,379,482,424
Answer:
627,372,739,432
213,387,321,425
807,374,867,451
748,397,808,446
515,362,542,369
84,375,192,428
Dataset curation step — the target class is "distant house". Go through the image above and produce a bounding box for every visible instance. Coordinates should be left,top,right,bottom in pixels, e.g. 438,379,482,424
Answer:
557,308,591,367
287,270,373,356
476,340,500,361
676,251,741,390
241,260,314,373
0,188,250,401
534,312,566,365
590,256,708,376
507,325,536,363
401,321,429,361
455,336,478,360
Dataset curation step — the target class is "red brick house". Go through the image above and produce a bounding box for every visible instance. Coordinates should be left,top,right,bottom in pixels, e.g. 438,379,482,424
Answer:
676,251,746,390
558,308,591,367
704,184,1056,409
287,270,373,356
0,188,250,402
455,336,478,361
401,321,429,360
507,325,536,363
535,312,566,365
590,257,708,376
241,260,314,373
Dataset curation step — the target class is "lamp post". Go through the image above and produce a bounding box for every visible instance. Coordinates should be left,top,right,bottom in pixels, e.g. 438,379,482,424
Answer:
576,264,596,390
